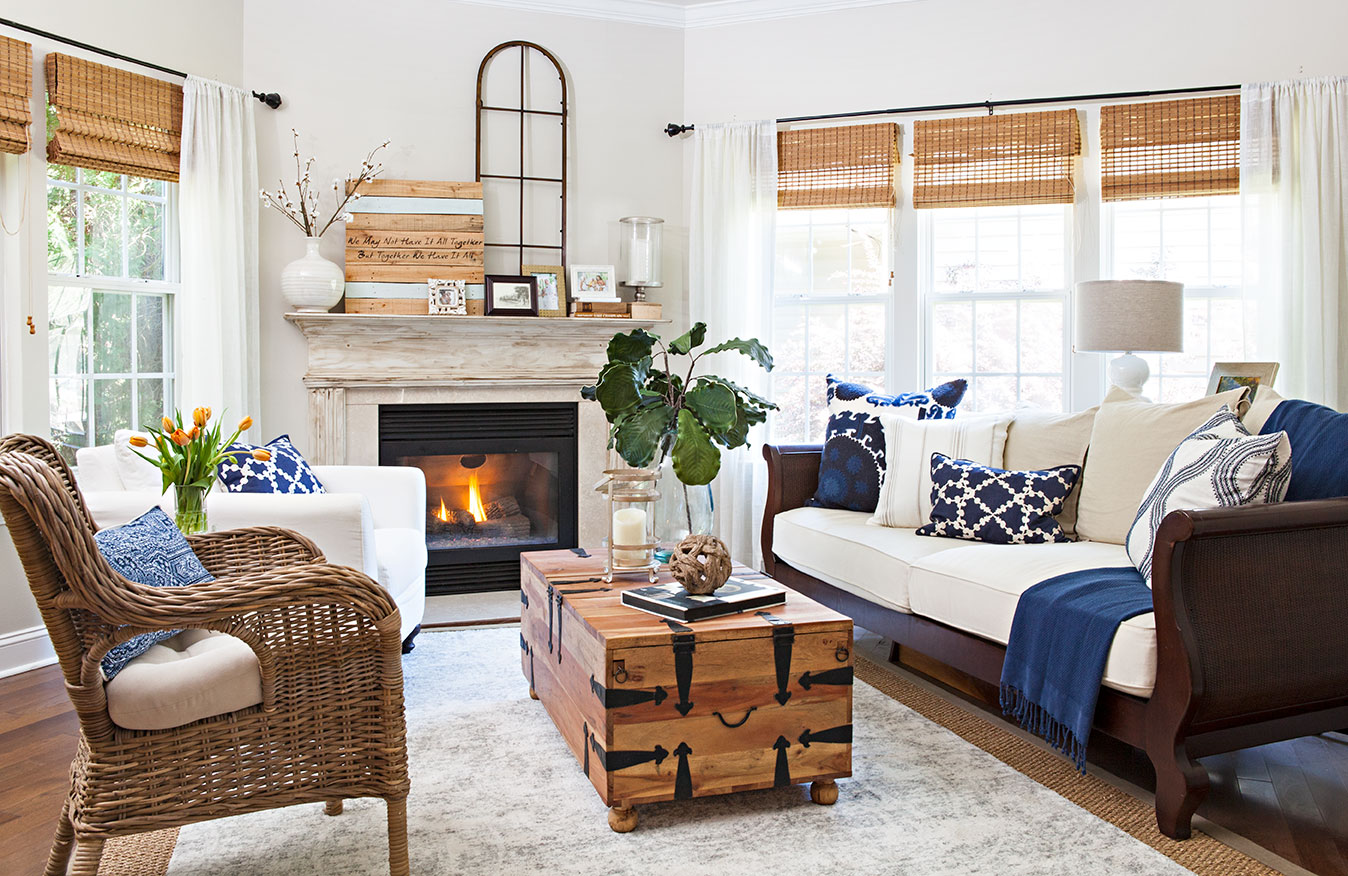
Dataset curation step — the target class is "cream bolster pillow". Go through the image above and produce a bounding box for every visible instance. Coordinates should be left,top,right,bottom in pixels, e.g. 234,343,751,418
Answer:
869,412,1013,529
1074,385,1252,545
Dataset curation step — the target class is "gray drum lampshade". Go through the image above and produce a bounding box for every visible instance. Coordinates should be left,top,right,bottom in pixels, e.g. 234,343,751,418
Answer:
1074,280,1184,353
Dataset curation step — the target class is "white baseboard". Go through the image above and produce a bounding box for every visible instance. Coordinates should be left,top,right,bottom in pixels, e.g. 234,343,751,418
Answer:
0,625,57,678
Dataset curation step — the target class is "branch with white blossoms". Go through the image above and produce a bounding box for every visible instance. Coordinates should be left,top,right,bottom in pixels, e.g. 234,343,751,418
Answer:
259,130,390,237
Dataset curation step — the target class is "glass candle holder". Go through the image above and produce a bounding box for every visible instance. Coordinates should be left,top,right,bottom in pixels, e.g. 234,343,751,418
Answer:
619,217,664,300
596,468,660,583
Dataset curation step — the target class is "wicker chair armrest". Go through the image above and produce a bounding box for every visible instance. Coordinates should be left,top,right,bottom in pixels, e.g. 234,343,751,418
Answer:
1151,498,1348,728
187,525,325,577
761,443,823,575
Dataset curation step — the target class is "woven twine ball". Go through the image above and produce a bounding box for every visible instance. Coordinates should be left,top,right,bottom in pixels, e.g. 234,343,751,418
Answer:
670,534,733,595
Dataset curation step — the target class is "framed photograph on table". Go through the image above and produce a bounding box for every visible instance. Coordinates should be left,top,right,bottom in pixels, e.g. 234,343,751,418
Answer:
427,279,468,315
484,275,539,316
571,264,618,301
1206,362,1280,402
523,264,567,317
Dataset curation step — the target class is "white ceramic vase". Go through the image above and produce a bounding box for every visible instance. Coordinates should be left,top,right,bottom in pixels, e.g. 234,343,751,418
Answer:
281,237,344,312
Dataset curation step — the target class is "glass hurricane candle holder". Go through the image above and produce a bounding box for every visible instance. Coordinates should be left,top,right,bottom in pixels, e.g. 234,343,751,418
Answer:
596,468,660,583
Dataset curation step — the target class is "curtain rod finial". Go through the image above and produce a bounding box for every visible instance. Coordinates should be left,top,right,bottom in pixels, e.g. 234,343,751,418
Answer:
252,91,283,110
665,123,693,138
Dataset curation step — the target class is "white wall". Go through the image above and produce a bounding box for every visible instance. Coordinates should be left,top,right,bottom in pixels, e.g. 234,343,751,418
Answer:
243,0,688,442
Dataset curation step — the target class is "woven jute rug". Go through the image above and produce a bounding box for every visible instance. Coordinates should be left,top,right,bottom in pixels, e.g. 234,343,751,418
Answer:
98,636,1278,876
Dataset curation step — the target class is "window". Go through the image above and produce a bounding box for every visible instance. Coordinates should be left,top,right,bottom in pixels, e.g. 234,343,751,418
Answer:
1105,194,1244,402
769,207,891,443
47,162,177,463
923,204,1071,412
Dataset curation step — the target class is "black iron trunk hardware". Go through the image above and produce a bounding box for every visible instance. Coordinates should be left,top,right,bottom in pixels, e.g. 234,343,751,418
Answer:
589,737,670,772
799,724,853,748
712,707,756,728
590,674,669,708
570,547,590,558
757,611,795,705
583,722,590,776
520,590,529,608
546,583,555,653
555,590,565,664
519,633,535,691
673,742,693,799
662,618,693,634
672,633,696,716
773,735,791,787
798,667,854,689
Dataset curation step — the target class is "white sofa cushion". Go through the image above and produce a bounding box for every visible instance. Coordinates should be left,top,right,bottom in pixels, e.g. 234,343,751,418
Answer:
374,527,428,634
1002,407,1097,536
869,412,1012,529
906,540,1157,697
773,507,979,614
105,629,263,730
113,429,164,493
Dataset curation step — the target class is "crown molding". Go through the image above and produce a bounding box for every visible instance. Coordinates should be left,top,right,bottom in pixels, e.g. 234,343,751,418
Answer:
454,0,923,29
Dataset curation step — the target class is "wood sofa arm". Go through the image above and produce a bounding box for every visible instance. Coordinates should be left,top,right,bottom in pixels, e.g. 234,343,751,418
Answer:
761,444,822,576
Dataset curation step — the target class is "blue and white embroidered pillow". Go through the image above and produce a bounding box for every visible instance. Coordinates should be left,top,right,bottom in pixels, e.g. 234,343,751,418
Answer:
1126,410,1292,585
217,435,325,495
94,507,214,680
810,376,968,512
916,454,1081,545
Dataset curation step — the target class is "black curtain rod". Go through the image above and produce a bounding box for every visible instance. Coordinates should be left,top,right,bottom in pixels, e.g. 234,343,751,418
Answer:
663,82,1240,136
0,17,282,109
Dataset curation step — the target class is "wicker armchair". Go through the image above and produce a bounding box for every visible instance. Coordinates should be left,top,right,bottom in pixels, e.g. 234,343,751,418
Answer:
0,435,411,876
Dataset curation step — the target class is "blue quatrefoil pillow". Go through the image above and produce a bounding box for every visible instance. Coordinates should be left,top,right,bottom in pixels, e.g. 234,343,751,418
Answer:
810,375,968,512
217,434,326,495
916,453,1081,545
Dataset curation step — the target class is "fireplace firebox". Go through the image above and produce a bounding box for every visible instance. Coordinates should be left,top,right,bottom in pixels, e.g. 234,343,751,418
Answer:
379,403,578,594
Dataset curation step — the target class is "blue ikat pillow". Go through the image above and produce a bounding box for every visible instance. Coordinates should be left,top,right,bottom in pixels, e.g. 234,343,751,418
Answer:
94,507,214,680
810,376,968,512
916,453,1081,545
216,435,325,495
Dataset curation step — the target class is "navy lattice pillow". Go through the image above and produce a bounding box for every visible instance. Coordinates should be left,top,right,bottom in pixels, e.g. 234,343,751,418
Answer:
810,376,967,512
916,453,1080,545
217,435,325,495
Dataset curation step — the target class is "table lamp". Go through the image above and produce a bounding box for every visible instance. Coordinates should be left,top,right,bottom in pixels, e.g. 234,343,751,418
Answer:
1074,280,1183,399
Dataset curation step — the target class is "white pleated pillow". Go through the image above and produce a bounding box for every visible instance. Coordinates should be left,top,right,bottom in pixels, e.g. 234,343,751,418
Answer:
868,412,1013,529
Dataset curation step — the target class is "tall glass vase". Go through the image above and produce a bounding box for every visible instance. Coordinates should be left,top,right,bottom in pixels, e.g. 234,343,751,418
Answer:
173,483,209,535
653,454,713,562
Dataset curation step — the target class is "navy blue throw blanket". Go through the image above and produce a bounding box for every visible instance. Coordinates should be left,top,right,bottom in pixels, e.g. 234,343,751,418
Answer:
1000,567,1154,772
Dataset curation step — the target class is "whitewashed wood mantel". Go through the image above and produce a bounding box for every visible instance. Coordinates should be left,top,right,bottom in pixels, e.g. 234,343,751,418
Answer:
284,312,670,544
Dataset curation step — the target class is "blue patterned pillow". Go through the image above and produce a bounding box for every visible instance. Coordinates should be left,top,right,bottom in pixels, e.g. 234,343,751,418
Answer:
94,507,214,680
916,453,1081,545
217,434,325,495
810,376,968,512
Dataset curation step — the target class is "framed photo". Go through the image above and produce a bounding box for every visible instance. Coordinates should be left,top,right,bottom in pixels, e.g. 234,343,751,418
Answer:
570,264,618,302
484,275,539,316
427,278,467,315
523,264,568,318
1206,362,1280,402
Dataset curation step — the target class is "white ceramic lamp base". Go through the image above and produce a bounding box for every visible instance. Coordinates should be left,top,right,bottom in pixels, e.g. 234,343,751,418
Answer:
1108,352,1151,400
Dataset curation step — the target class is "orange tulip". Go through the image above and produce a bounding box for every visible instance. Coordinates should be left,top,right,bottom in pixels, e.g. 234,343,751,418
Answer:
127,435,149,448
162,416,175,432
188,425,200,440
170,429,191,447
238,416,254,431
192,407,209,427
251,449,272,462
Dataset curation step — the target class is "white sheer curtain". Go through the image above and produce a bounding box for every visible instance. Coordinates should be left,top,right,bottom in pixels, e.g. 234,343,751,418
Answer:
1241,77,1348,410
689,121,777,567
178,77,260,432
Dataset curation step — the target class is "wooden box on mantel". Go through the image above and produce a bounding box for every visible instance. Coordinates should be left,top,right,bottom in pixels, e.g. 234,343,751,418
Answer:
520,550,853,825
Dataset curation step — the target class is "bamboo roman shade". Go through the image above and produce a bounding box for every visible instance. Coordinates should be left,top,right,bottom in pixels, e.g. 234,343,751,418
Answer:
778,123,899,209
1100,95,1240,201
912,109,1081,209
45,53,183,181
0,35,32,155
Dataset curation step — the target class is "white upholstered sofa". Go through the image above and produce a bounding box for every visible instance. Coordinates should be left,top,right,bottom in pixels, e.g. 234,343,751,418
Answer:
75,442,428,650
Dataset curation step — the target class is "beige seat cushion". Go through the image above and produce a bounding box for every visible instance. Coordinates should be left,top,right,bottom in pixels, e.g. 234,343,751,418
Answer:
772,507,982,614
1002,407,1098,537
106,629,263,731
906,541,1158,697
1074,386,1250,544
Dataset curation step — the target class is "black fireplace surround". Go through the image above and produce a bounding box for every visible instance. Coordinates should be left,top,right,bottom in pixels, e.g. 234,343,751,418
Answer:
379,402,578,595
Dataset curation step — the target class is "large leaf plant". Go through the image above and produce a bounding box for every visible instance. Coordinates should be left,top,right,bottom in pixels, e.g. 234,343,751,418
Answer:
580,322,776,485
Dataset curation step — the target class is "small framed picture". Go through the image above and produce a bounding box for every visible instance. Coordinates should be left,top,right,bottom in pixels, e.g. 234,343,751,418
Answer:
484,275,539,316
570,264,618,302
428,278,468,315
1206,362,1280,401
523,264,568,318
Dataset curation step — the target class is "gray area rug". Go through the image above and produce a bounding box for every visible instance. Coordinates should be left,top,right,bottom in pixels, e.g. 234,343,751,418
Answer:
167,627,1192,875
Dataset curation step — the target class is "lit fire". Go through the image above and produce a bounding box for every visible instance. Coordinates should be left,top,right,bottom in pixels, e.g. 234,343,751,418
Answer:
435,473,488,524
435,497,451,523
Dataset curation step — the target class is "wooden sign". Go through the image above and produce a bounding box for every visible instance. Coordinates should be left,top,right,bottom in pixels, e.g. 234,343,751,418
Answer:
343,178,485,314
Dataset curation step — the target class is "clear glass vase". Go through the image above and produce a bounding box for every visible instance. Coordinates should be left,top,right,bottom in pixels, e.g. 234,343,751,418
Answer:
653,454,713,562
173,483,209,535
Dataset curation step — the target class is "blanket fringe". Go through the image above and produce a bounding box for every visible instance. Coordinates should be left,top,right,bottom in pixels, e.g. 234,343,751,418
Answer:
1000,684,1087,774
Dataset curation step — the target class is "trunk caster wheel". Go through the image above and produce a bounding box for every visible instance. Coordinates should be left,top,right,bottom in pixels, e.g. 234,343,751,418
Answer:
608,805,638,832
810,779,838,805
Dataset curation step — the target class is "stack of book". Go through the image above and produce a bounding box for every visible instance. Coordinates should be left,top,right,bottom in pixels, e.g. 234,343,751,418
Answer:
620,577,786,621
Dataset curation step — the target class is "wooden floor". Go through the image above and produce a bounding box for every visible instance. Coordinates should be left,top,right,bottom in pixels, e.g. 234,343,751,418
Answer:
2,656,1346,875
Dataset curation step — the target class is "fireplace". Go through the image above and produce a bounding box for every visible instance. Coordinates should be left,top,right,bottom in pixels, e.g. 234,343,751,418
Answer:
379,403,578,594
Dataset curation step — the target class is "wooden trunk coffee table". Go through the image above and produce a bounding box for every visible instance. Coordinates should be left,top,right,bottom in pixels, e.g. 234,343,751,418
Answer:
520,549,853,832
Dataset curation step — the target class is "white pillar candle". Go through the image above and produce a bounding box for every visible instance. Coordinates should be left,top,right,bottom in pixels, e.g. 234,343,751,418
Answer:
612,507,647,563
628,239,651,285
